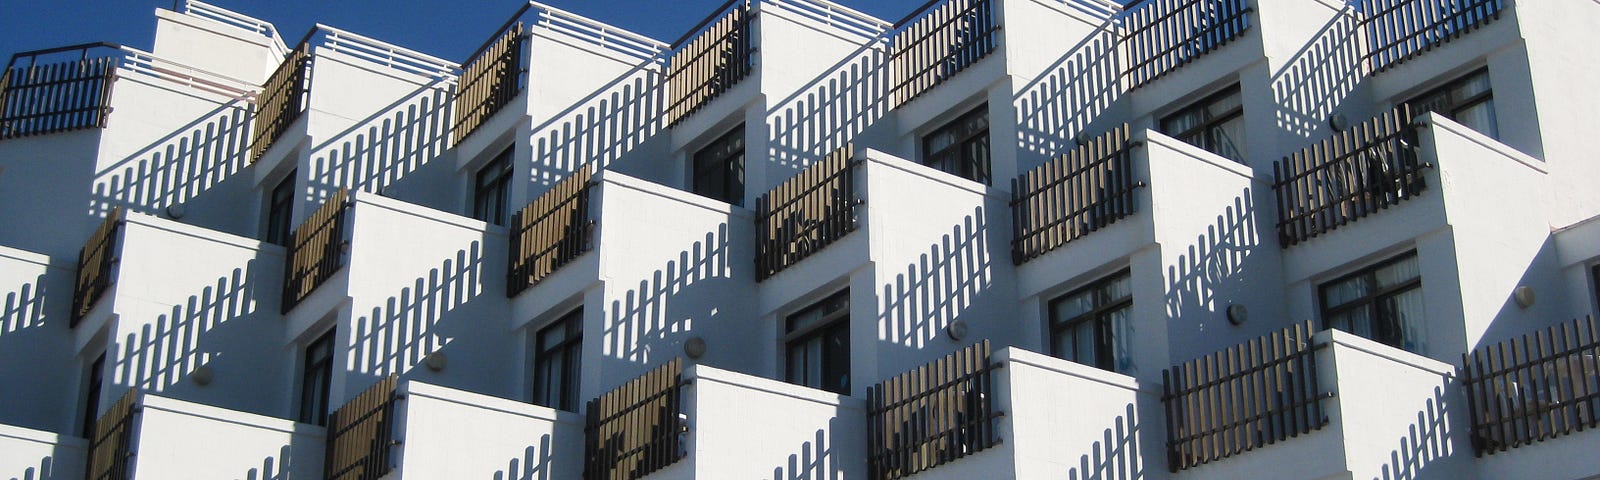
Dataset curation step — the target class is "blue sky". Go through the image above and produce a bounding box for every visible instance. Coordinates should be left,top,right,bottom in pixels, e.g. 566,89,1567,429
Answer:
0,0,935,65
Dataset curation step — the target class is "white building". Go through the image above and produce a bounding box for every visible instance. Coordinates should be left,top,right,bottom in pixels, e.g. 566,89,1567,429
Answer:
1,0,1598,478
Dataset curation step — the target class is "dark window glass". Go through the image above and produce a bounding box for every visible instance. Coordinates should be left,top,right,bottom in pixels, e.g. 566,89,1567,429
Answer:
921,106,991,184
785,290,850,395
81,353,106,438
1320,252,1424,353
533,309,583,411
1406,68,1496,139
692,125,745,206
1048,270,1133,373
266,171,296,246
1160,85,1245,164
473,147,514,226
298,330,334,426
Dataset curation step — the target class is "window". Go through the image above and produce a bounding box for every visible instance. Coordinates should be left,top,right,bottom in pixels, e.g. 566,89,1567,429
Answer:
1048,270,1133,373
81,353,105,438
692,125,744,206
533,308,582,411
1160,85,1245,164
265,171,296,245
1406,68,1496,139
473,146,514,226
1320,252,1424,353
1591,264,1599,316
921,105,991,184
298,330,334,426
785,290,850,395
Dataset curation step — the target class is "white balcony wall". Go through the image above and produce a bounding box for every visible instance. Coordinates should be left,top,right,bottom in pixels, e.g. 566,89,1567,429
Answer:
394,381,582,480
1257,1,1365,153
131,394,324,480
0,424,86,480
96,214,287,418
0,130,108,258
683,364,868,480
0,247,76,434
1002,348,1157,480
1511,0,1600,227
1553,217,1600,319
151,8,281,84
1010,1,1122,171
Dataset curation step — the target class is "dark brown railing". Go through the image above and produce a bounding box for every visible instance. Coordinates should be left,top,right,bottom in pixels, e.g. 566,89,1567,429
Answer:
1462,316,1600,457
1123,0,1253,89
1361,0,1505,73
0,43,120,140
888,0,999,108
665,3,755,127
86,389,139,480
454,22,526,144
1163,321,1330,472
507,166,594,297
282,189,349,313
1009,125,1141,265
249,41,312,163
72,207,123,328
866,341,1001,480
583,359,687,480
755,146,861,282
1272,105,1427,247
324,375,400,480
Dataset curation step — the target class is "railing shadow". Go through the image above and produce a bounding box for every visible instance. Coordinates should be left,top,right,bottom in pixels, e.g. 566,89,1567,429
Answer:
878,207,994,350
769,416,846,480
1269,8,1364,140
1375,384,1455,480
7,454,58,480
1066,403,1142,480
1,273,47,335
91,100,252,221
493,434,555,480
308,82,452,202
530,67,663,192
241,445,294,480
767,45,887,176
604,224,730,366
1163,188,1259,352
350,241,485,378
1014,21,1123,163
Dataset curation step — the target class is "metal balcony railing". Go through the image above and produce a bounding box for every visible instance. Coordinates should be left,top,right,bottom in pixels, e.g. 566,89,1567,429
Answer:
1462,316,1600,456
324,375,400,480
506,166,594,297
888,0,999,108
583,359,687,480
755,146,861,282
665,1,755,127
454,22,527,144
72,207,124,328
281,189,349,313
0,43,120,140
1010,125,1142,265
249,39,311,163
866,341,1001,480
1361,0,1506,73
1122,0,1253,89
1272,105,1428,247
86,389,139,480
1162,321,1330,472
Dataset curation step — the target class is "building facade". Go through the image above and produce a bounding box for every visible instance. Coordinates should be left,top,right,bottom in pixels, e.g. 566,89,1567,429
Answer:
1,0,1598,479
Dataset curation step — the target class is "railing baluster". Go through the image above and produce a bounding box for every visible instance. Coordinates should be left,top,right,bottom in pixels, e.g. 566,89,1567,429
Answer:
1361,0,1505,73
755,146,860,281
1463,317,1600,456
1009,125,1138,264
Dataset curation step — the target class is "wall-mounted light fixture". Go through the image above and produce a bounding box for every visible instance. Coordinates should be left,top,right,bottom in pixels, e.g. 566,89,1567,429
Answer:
1513,286,1536,309
946,320,969,341
684,337,707,359
425,351,447,371
191,365,213,386
1226,304,1248,326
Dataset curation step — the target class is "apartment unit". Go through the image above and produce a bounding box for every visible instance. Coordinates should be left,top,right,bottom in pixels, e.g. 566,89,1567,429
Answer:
1,0,1597,479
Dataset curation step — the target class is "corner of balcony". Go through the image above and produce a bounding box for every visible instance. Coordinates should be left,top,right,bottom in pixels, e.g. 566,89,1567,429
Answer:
80,389,326,480
390,379,584,478
1464,316,1600,480
0,421,88,480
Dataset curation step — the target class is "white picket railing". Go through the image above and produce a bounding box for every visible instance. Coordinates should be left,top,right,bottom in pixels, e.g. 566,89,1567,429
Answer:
529,1,671,62
181,0,290,58
768,0,895,39
319,25,461,81
117,46,259,100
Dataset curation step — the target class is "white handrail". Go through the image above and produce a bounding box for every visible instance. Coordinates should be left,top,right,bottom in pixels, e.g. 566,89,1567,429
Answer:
528,1,671,62
181,0,290,58
316,25,461,80
1062,0,1125,19
116,46,259,100
765,0,893,38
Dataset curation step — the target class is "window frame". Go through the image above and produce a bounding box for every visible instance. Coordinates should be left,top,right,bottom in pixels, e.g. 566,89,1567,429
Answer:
1159,84,1245,164
81,353,106,438
472,146,515,226
783,289,851,395
691,124,746,206
1404,67,1495,138
1318,251,1424,351
1047,269,1133,372
532,308,583,411
920,104,992,185
297,329,334,426
265,171,296,246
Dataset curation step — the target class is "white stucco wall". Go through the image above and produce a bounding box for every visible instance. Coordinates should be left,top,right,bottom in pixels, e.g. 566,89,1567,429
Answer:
150,8,281,84
395,381,582,480
131,394,324,480
1001,348,1158,480
0,424,86,480
0,247,76,434
685,364,868,480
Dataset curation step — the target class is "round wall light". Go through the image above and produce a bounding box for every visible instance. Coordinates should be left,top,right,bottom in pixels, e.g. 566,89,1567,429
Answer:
684,337,707,359
1226,304,1249,326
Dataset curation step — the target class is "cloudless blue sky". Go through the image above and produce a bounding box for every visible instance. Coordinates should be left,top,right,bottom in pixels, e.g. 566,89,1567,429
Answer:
0,0,936,65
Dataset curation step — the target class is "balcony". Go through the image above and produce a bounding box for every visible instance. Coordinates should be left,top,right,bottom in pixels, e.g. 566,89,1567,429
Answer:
1360,0,1507,74
81,389,324,480
755,145,861,281
582,358,688,480
665,1,755,127
1272,106,1428,248
283,189,350,313
1009,125,1141,265
72,208,123,327
453,22,526,144
249,39,311,163
0,43,120,140
1121,0,1254,89
866,341,1002,480
887,0,1000,107
1462,316,1600,476
507,167,593,298
324,375,399,480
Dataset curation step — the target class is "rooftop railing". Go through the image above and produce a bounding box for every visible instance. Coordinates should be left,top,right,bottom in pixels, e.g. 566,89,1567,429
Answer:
179,0,291,58
770,0,894,39
281,189,349,313
528,2,672,62
324,375,400,480
1010,125,1142,265
665,0,756,127
1360,0,1506,74
887,0,1000,108
1162,321,1330,472
867,340,1002,480
583,359,687,480
755,146,862,281
1271,105,1428,247
454,22,527,144
1462,316,1600,456
506,166,594,297
248,39,311,163
1122,0,1253,89
0,43,120,140
72,207,124,328
86,389,140,480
